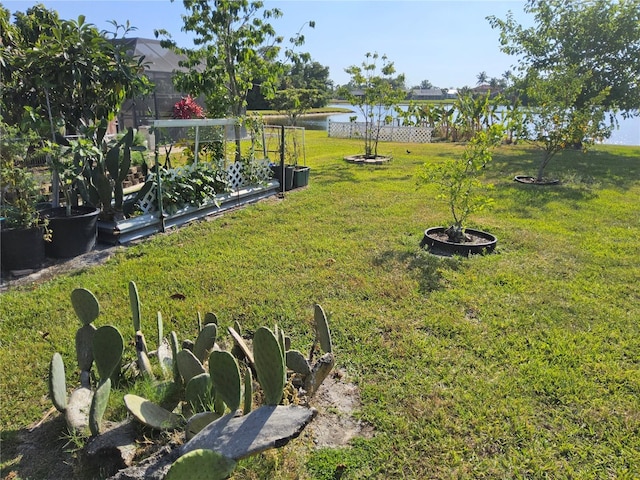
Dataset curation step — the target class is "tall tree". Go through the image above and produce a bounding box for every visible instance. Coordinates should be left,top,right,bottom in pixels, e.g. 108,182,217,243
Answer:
488,0,640,116
337,52,406,159
476,71,488,85
157,0,286,160
0,5,150,134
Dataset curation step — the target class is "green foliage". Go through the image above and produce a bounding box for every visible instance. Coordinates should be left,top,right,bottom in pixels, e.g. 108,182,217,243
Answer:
129,280,142,333
418,124,504,240
0,4,150,134
151,163,231,214
337,52,407,158
0,122,45,229
488,0,640,114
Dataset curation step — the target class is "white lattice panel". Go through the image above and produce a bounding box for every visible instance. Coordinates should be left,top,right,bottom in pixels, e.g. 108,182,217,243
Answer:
328,122,432,143
137,181,158,214
227,162,244,190
254,159,272,183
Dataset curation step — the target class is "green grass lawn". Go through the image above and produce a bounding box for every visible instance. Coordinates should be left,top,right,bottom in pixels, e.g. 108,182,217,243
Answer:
1,131,639,479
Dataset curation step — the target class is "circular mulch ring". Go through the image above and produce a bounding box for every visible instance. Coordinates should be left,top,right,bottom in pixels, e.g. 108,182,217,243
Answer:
514,175,560,185
344,154,392,165
420,227,497,256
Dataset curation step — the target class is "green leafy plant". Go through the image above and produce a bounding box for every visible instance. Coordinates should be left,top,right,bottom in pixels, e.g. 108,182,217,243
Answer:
418,124,504,242
0,122,47,230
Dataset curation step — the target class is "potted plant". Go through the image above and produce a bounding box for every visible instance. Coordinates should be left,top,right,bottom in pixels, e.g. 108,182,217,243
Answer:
40,140,101,259
0,123,50,271
418,124,503,255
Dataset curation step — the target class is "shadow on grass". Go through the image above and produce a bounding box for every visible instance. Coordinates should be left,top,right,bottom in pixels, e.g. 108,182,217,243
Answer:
0,415,76,480
373,239,463,294
492,146,640,191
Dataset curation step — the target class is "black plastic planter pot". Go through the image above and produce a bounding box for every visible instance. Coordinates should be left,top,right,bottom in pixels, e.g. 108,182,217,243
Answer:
41,206,100,258
270,164,295,191
293,166,310,188
0,225,46,271
421,227,497,256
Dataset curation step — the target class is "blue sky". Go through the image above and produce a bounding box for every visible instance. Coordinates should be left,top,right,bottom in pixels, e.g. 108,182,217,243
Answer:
3,1,531,89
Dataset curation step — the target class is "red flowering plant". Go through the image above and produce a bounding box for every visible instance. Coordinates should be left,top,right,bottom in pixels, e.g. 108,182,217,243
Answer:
172,95,205,119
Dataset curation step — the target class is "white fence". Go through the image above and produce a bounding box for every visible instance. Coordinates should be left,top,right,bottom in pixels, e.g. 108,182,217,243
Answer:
328,121,433,143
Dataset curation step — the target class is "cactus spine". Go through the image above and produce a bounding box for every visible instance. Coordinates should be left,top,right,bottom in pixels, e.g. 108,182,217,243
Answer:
253,327,285,406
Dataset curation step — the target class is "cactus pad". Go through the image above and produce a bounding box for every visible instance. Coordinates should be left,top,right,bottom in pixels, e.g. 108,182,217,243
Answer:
89,378,111,436
170,331,181,385
286,350,311,376
209,350,241,412
314,304,333,353
70,288,100,326
75,324,97,372
193,323,217,364
165,449,236,480
243,367,253,415
129,280,141,332
185,411,221,440
92,325,124,381
253,327,285,406
203,312,218,326
185,373,213,413
49,352,67,412
176,349,206,385
227,326,254,367
124,394,182,431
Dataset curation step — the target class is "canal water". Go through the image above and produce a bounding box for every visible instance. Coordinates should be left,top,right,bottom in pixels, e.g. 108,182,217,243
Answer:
264,104,640,146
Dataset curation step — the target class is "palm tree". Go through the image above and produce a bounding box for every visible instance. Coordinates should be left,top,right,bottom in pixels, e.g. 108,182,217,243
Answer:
476,71,488,85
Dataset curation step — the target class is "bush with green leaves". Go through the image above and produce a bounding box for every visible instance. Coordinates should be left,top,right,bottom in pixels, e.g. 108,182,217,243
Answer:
418,124,504,242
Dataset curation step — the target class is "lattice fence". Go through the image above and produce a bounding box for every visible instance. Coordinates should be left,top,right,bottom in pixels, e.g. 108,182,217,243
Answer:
328,121,433,143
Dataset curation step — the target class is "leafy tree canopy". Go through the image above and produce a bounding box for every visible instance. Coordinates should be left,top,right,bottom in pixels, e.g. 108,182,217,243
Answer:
0,4,151,135
488,0,640,115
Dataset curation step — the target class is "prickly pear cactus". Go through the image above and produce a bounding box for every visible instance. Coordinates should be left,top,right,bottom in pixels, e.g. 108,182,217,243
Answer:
243,367,253,415
193,323,217,364
92,325,124,381
49,352,67,412
209,350,241,412
165,449,236,480
129,280,141,332
170,331,181,385
124,394,182,431
203,312,218,326
89,378,111,436
185,411,221,440
314,304,333,353
75,323,97,372
286,350,311,376
253,327,285,406
185,373,213,414
70,288,100,326
177,349,206,385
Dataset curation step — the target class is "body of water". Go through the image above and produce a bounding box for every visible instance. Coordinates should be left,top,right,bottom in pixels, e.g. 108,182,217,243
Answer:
264,104,640,146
